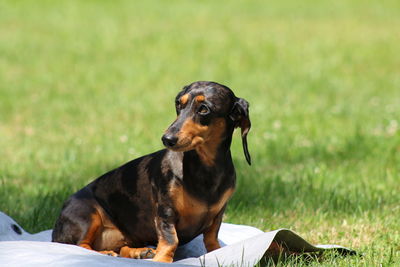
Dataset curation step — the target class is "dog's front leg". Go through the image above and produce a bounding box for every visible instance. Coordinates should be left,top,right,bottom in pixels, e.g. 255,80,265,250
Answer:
153,208,178,263
203,206,225,252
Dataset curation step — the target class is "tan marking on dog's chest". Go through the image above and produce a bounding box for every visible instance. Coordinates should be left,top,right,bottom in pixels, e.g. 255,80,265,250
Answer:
170,183,234,230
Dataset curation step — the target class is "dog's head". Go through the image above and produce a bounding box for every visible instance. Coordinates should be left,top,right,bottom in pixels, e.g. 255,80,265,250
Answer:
162,81,251,165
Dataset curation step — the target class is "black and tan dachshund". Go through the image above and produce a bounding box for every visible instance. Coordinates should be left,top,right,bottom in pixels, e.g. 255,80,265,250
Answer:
52,81,251,262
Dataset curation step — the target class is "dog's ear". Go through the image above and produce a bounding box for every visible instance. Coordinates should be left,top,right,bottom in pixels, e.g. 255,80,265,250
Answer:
230,98,251,165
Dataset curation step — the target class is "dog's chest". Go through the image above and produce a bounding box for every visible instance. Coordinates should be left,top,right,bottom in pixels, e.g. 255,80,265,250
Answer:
169,182,234,235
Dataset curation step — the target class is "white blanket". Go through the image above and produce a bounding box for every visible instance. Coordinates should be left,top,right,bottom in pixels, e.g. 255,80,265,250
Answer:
0,211,355,266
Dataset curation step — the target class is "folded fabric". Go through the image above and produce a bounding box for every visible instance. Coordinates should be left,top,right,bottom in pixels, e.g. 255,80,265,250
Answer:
0,211,355,266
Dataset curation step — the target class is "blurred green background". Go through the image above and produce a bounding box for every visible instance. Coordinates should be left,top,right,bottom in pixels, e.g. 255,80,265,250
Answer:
0,0,399,265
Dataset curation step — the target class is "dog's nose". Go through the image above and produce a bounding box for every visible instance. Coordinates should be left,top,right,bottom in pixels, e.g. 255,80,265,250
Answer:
162,134,178,148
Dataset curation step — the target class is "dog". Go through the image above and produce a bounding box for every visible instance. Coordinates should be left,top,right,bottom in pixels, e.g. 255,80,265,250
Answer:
52,81,251,262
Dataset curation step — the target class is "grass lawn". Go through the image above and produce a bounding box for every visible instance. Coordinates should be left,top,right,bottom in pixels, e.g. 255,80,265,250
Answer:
1,0,399,265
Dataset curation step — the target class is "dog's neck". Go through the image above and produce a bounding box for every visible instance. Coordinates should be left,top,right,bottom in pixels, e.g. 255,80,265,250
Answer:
192,125,234,164
182,138,235,201
191,123,235,167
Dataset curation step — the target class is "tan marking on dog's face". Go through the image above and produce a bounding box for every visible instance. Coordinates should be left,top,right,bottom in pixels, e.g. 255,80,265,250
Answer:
195,95,205,102
180,94,189,106
173,119,207,151
172,118,226,166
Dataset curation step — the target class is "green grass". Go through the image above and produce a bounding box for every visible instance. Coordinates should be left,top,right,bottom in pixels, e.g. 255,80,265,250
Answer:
1,0,399,265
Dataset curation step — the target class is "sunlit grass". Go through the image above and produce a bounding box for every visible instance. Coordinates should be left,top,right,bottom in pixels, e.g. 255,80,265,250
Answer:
1,0,399,265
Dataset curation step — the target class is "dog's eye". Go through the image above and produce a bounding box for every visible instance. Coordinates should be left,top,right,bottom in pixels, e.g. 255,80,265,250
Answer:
197,105,210,115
